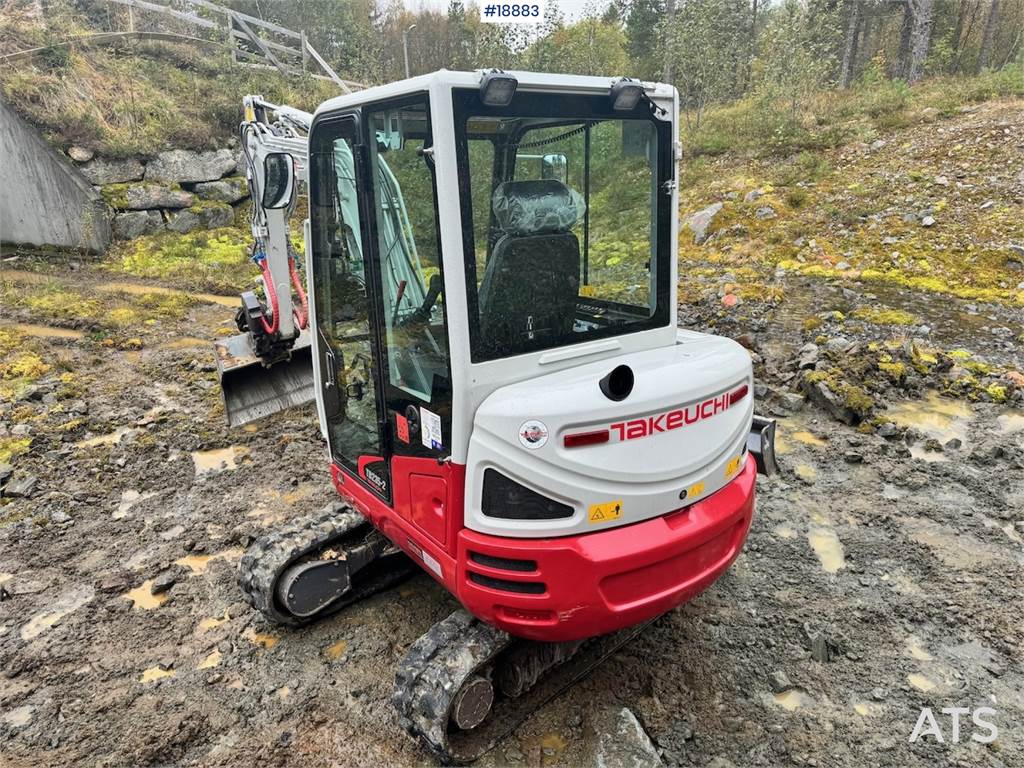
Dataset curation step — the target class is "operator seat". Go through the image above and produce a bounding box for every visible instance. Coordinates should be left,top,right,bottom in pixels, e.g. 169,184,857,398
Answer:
479,179,584,353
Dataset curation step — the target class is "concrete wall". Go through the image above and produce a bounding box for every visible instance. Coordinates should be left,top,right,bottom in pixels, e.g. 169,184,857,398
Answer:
0,97,111,253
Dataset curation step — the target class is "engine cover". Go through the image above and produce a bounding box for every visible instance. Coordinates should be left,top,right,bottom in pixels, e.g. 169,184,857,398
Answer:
465,330,754,538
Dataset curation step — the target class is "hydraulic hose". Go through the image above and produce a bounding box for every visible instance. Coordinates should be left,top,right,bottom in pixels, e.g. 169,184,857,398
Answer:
257,257,280,335
289,255,309,330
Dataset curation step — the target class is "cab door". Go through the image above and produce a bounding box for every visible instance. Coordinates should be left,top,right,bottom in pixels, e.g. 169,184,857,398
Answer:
308,113,390,499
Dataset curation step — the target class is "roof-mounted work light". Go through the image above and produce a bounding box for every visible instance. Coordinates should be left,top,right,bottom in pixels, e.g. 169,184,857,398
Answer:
610,77,645,111
479,70,518,107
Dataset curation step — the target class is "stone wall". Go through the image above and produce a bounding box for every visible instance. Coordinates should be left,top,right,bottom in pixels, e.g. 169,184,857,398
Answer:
71,147,251,240
0,96,111,253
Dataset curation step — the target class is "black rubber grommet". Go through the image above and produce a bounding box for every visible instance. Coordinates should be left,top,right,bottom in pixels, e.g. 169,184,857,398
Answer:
599,364,634,402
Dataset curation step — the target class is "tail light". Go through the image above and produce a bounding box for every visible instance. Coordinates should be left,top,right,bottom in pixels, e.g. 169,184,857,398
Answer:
481,469,573,520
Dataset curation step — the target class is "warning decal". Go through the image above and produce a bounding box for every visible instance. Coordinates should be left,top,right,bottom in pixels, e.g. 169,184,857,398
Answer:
588,500,623,524
395,413,410,443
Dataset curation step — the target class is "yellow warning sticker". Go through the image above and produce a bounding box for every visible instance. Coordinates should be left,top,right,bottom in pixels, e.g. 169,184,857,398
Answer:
725,456,742,478
579,285,598,298
687,481,705,499
588,500,622,524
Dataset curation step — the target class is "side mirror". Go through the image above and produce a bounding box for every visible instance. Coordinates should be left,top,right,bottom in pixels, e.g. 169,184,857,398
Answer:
262,152,294,209
541,153,568,184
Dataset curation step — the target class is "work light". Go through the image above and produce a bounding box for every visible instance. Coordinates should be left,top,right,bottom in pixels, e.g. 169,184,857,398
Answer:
479,70,518,107
610,77,645,111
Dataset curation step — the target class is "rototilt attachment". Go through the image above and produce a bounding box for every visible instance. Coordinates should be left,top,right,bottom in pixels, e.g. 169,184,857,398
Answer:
214,328,314,428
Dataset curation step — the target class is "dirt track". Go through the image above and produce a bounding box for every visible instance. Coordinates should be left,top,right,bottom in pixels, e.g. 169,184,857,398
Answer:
1,259,1023,767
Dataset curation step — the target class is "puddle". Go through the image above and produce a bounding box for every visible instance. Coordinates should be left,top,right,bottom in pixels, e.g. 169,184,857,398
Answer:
197,614,228,633
997,412,1024,435
197,650,222,670
175,548,242,575
903,518,1006,570
77,426,136,449
853,702,880,717
808,527,845,573
140,666,175,683
192,446,247,476
772,689,814,711
97,281,238,308
21,585,95,641
159,336,209,350
324,639,348,660
887,391,971,461
4,322,84,340
774,524,796,540
0,572,11,585
123,580,169,610
905,635,933,661
242,628,279,649
907,673,936,692
794,464,818,483
791,431,827,447
2,705,35,728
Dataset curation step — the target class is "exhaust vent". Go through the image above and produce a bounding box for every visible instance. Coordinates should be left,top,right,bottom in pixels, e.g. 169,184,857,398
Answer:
469,552,538,572
468,572,546,594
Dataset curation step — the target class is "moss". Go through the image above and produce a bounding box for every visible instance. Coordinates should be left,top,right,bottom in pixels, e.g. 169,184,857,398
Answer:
100,183,131,209
802,316,823,331
986,384,1009,403
878,361,907,382
0,437,32,464
852,307,918,326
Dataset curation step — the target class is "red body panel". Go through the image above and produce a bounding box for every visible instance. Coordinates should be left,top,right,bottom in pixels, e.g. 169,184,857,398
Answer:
333,456,756,642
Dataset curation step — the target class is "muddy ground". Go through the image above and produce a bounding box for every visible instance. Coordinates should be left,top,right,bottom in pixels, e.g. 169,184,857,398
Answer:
0,256,1022,768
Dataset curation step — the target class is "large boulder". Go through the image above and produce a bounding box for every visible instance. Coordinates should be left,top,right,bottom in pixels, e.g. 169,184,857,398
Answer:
683,202,723,245
113,210,164,239
193,177,248,204
103,183,194,210
80,157,145,186
145,149,237,184
166,203,234,234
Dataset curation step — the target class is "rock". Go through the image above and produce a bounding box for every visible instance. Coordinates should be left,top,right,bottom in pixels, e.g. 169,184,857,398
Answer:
50,509,72,524
776,391,806,413
755,206,776,220
683,202,723,245
1007,244,1024,262
921,215,936,227
595,707,663,768
145,149,237,183
870,139,886,151
150,570,178,595
122,184,194,210
944,437,962,450
920,107,939,123
797,343,819,369
844,452,863,463
68,146,94,162
881,236,898,245
802,379,857,426
4,474,38,498
768,670,792,694
744,189,764,203
80,157,145,185
166,204,234,234
0,464,12,485
193,178,249,204
934,175,949,187
824,336,852,354
113,210,164,240
835,261,850,271
807,628,834,662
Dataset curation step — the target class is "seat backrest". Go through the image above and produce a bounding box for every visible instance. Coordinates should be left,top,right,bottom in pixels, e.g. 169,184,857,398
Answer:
478,180,585,355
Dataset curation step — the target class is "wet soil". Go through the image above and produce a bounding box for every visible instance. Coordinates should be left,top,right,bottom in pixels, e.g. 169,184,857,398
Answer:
1,258,1022,768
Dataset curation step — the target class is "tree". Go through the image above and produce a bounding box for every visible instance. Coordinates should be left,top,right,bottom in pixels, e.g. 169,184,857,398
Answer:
977,0,1001,71
839,0,862,87
897,0,936,82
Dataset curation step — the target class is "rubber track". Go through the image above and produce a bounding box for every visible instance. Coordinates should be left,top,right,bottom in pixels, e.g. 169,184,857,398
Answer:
393,610,657,764
238,501,412,626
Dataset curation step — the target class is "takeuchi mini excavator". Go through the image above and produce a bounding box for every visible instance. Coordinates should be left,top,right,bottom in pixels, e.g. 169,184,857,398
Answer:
215,70,779,763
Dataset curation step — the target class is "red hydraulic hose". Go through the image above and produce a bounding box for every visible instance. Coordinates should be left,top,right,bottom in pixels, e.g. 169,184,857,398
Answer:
289,256,309,330
258,259,279,335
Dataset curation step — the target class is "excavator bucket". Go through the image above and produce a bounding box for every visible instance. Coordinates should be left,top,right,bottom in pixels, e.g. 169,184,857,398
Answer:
214,329,315,428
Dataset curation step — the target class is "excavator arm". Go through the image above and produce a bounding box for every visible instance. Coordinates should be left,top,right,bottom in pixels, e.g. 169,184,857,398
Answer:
214,95,316,427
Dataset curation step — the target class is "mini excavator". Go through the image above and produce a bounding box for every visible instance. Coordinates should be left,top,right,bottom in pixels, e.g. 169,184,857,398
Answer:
215,70,778,763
